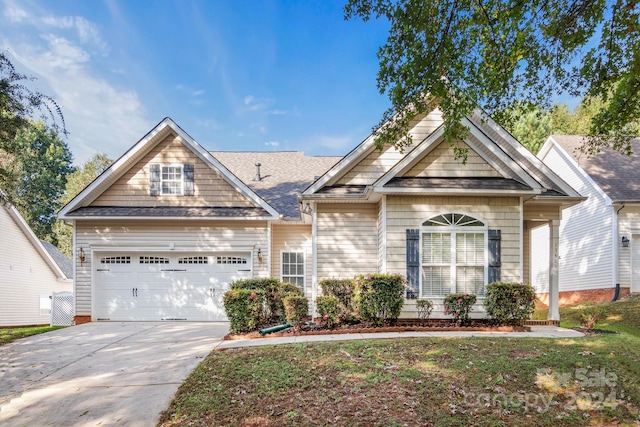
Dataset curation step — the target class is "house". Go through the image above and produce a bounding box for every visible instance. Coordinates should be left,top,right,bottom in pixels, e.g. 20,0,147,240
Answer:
1,200,73,326
59,111,582,324
532,135,640,304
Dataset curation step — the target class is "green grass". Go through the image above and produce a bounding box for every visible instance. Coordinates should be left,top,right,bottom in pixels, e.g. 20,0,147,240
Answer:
0,325,65,346
159,296,640,427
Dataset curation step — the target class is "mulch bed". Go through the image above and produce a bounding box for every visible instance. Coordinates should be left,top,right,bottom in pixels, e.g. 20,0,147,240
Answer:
224,321,530,340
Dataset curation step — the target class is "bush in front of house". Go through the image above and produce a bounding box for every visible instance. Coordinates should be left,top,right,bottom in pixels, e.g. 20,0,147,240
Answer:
283,295,309,327
444,293,477,326
579,305,607,329
230,278,304,324
319,278,357,322
316,295,341,329
223,289,265,334
416,299,434,325
355,273,406,326
484,282,536,326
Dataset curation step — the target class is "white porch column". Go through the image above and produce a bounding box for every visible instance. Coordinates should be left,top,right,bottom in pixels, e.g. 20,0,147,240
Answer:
548,219,560,321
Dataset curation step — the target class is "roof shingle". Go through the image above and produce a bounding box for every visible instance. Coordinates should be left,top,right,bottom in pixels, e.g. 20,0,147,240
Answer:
551,135,640,202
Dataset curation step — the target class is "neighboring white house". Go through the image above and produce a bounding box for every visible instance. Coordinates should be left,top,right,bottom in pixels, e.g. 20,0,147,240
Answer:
532,135,640,304
1,201,73,326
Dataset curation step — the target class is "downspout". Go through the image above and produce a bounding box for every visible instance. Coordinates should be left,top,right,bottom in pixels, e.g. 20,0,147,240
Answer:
612,203,625,301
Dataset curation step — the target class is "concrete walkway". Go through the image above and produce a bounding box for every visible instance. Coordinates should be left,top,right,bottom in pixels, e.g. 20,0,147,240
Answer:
0,323,582,426
215,325,584,350
0,322,228,427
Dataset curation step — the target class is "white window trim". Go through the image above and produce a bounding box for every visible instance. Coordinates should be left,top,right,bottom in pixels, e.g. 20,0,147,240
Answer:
280,250,305,289
419,213,488,298
160,164,184,196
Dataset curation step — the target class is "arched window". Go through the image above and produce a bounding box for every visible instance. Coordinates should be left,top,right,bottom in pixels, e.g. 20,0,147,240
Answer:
421,213,487,297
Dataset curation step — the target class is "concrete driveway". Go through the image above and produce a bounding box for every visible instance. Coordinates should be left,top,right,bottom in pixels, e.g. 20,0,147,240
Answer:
0,322,228,426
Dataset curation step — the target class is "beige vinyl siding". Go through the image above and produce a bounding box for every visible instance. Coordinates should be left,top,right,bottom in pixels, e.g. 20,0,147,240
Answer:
377,198,385,271
385,196,521,283
0,207,71,326
317,204,378,279
618,207,640,291
403,140,501,178
536,143,614,292
74,220,268,316
271,224,313,298
337,110,444,185
93,133,254,207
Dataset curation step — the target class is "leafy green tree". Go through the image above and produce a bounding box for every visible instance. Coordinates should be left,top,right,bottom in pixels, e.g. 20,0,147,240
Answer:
1,52,66,201
345,0,640,156
53,153,112,256
5,121,74,244
501,103,552,154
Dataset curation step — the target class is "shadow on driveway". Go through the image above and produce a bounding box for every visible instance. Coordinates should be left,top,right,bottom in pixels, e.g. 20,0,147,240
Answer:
0,322,228,426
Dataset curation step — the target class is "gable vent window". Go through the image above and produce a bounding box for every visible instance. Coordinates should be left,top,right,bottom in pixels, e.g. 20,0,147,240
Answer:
216,256,248,264
178,256,209,264
100,256,131,264
150,164,194,196
140,256,169,264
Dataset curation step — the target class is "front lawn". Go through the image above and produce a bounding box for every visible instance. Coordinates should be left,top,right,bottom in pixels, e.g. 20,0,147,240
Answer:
159,297,640,426
0,325,65,346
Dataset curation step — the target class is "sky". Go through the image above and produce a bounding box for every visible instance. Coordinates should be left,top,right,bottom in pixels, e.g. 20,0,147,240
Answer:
1,0,392,165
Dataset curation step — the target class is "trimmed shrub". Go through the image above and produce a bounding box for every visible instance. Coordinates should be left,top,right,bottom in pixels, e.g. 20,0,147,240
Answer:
579,306,607,329
444,293,477,326
223,289,265,334
484,282,536,326
416,299,433,325
319,278,357,322
283,295,309,326
316,295,341,329
355,273,406,326
231,278,303,324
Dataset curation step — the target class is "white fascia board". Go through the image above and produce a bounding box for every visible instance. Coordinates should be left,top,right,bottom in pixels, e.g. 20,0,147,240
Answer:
464,117,542,190
374,187,541,196
372,125,446,189
540,136,613,206
303,133,377,195
473,111,581,198
5,204,68,280
71,215,276,221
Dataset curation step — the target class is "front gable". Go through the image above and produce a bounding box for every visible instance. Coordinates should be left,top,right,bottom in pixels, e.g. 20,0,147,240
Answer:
92,132,254,208
59,118,279,220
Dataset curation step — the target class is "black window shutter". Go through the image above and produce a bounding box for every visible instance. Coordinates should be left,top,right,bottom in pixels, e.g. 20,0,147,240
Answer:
149,164,160,196
406,229,420,298
183,164,194,196
488,229,501,284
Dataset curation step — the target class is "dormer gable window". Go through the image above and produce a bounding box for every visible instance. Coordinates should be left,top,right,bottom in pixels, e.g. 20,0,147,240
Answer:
150,163,194,196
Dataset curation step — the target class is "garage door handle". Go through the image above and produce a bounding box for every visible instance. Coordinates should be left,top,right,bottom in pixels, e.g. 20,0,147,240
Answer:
237,269,251,272
132,287,138,297
161,269,187,272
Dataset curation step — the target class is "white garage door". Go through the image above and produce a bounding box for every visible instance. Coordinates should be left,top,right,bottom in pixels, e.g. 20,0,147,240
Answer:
94,252,252,321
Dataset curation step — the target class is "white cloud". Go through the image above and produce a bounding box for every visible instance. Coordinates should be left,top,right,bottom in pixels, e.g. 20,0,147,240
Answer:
2,10,150,164
314,135,354,151
3,4,26,22
244,95,274,112
265,141,279,147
